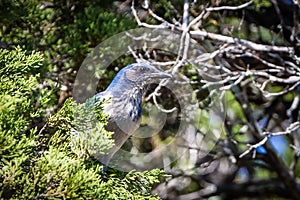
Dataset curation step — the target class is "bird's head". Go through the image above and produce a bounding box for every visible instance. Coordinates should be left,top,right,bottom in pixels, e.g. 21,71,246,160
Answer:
106,63,171,92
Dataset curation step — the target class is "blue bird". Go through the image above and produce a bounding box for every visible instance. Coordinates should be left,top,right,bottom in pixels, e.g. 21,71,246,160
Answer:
86,63,171,167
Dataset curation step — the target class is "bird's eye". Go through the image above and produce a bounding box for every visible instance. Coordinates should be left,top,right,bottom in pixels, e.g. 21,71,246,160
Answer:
138,67,147,73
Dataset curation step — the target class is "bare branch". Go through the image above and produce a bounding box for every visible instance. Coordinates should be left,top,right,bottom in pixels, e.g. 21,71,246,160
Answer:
240,122,300,158
145,79,177,113
189,30,294,52
239,137,268,158
182,0,189,30
131,1,169,29
206,0,254,12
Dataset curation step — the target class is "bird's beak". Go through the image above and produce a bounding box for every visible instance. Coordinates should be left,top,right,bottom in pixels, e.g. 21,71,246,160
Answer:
150,71,172,79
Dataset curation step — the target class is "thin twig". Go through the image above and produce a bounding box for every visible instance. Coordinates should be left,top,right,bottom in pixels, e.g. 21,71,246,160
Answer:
206,0,254,11
239,122,300,158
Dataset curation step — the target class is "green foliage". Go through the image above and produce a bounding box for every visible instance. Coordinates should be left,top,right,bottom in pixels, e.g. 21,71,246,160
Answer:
0,48,40,133
0,0,137,88
0,47,54,198
153,0,180,19
253,0,272,11
0,47,56,135
30,147,104,199
99,169,166,199
54,98,115,159
0,48,165,199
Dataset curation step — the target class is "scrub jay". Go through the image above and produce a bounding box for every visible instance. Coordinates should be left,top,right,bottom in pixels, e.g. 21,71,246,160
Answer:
86,63,171,167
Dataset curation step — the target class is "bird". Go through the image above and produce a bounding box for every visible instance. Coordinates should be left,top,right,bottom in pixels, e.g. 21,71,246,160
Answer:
85,63,172,168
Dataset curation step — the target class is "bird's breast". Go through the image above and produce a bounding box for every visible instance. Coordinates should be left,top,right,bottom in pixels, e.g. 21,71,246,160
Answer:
103,93,142,136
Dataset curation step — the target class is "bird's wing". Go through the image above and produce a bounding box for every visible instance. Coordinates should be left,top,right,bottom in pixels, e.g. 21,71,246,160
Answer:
84,91,112,108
